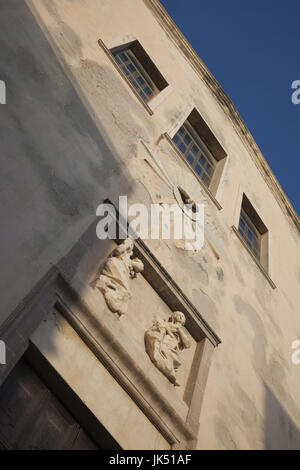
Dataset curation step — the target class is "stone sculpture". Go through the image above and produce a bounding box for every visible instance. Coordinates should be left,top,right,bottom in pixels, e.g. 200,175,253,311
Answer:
145,311,190,386
95,238,144,317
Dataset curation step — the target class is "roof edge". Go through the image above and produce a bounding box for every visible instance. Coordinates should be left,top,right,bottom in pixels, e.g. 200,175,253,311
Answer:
144,0,300,234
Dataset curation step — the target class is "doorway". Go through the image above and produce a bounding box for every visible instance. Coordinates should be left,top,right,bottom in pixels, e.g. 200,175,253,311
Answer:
0,345,121,450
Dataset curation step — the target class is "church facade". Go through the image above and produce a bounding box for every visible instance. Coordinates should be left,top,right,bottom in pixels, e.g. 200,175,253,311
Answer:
0,0,299,450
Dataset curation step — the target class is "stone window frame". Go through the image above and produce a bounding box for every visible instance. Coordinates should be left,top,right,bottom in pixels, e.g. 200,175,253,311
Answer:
232,192,276,289
238,206,262,261
0,213,221,450
164,107,227,210
172,120,216,187
112,45,160,103
98,38,171,115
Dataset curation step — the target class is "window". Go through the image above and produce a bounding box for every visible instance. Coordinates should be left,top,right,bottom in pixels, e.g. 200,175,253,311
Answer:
171,109,227,198
173,121,215,187
110,41,168,103
237,194,269,267
233,194,275,288
238,207,261,260
113,49,155,101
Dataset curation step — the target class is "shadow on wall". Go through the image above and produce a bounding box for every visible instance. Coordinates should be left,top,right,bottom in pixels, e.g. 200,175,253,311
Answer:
0,0,134,323
0,0,138,449
265,384,300,450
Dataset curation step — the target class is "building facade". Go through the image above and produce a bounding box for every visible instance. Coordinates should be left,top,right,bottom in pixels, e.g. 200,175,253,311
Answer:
0,0,299,450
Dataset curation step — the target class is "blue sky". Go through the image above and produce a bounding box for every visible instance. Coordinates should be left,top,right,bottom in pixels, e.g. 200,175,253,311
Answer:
160,0,300,215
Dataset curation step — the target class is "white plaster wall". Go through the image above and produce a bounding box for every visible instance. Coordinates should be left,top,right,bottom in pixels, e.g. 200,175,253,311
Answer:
0,0,299,449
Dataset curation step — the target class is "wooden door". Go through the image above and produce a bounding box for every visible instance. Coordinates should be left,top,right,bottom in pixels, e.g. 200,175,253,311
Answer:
0,358,99,450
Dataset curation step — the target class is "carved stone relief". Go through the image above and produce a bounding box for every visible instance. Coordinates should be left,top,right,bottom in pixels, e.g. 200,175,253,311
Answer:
94,238,144,317
145,311,191,386
140,140,208,252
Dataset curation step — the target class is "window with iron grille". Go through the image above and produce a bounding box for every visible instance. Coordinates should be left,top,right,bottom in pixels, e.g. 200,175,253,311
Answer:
172,120,215,187
238,207,261,260
110,41,168,104
236,194,269,269
235,195,273,286
113,49,156,102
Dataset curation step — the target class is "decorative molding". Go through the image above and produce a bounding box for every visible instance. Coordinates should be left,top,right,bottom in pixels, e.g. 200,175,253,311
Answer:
144,0,300,234
0,218,221,449
102,200,221,345
134,235,221,345
55,289,192,447
0,266,59,385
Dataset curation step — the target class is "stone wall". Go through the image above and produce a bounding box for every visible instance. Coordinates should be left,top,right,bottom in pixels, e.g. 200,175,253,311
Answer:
0,0,299,449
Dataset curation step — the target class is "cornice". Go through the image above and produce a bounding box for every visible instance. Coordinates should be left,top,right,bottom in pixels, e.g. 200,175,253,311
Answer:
144,0,300,234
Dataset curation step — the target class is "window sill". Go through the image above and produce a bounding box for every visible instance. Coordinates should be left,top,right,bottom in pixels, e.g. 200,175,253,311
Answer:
98,38,153,116
232,226,276,289
163,133,222,210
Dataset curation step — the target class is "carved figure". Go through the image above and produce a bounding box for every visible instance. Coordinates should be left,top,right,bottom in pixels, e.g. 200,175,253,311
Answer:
145,311,190,386
95,238,144,317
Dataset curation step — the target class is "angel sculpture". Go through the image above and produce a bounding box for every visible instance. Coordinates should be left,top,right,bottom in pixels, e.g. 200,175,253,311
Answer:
95,238,144,317
145,311,190,386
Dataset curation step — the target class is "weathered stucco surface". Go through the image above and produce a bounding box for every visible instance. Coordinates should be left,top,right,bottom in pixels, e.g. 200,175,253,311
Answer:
0,0,299,449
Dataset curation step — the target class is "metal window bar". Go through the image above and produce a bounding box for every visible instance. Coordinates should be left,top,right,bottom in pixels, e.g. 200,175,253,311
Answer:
238,208,261,259
113,49,156,102
172,121,215,187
